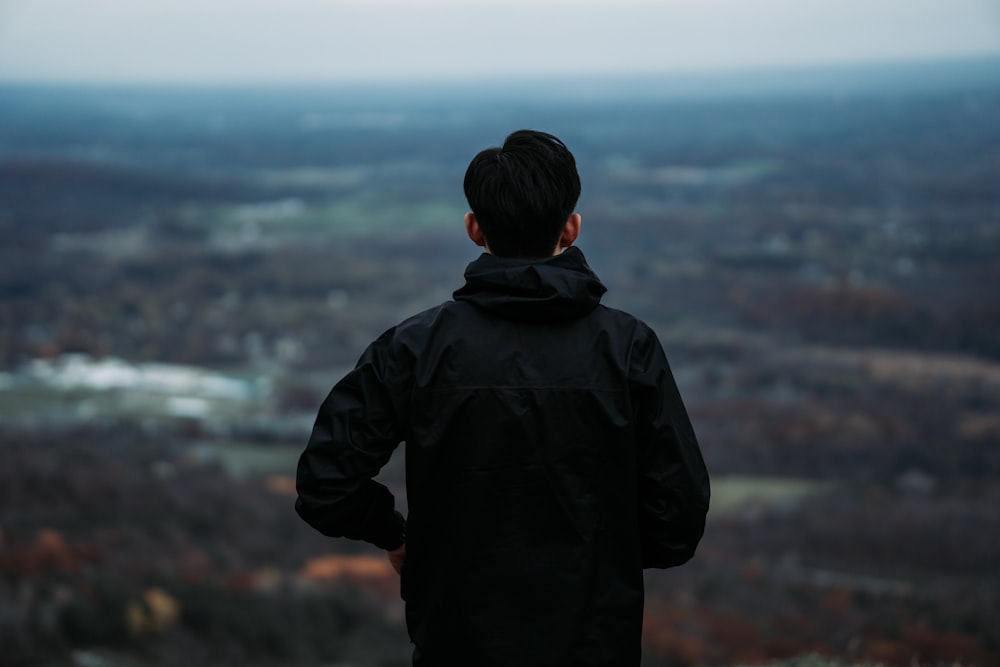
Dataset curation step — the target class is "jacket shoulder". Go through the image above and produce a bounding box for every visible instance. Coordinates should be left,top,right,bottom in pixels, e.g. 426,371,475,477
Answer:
367,300,477,355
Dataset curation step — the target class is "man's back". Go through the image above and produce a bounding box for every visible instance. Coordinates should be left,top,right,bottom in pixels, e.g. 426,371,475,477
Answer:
299,248,709,666
296,130,709,667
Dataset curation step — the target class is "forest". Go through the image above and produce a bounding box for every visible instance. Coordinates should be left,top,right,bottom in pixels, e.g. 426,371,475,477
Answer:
1,58,999,666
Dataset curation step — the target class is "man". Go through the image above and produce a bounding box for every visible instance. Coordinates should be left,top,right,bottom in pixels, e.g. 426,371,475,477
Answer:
296,129,710,666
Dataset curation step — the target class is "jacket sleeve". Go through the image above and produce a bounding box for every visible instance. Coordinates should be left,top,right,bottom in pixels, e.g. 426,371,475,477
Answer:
630,324,710,569
295,330,408,550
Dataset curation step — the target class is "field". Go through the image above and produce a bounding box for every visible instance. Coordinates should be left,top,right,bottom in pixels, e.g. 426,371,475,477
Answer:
1,58,999,666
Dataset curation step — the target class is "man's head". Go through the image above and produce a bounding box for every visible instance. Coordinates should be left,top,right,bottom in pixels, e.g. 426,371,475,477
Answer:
463,129,582,258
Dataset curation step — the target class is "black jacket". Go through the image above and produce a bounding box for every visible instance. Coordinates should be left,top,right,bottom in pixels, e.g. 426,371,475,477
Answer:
296,247,710,667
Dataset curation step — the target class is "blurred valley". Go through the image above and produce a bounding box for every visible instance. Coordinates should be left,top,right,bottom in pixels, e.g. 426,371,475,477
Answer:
1,59,999,666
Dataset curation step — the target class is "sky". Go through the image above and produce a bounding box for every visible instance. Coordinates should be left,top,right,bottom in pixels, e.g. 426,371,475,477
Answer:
0,0,999,84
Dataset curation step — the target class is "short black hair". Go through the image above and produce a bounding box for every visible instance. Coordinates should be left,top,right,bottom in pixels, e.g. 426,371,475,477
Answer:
463,129,581,258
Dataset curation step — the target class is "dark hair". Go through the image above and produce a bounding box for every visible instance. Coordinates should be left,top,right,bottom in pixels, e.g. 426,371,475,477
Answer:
463,129,581,257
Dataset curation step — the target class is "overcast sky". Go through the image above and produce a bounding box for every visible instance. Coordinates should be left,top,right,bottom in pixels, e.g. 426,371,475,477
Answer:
1,0,999,84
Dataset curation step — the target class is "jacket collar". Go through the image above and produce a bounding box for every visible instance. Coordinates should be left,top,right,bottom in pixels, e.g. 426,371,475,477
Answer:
453,246,607,323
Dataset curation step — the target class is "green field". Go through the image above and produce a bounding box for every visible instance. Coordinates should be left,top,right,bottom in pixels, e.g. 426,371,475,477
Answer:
709,475,832,515
194,441,302,479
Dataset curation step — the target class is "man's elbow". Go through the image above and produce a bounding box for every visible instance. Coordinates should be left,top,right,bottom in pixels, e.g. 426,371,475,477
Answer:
295,494,333,536
640,513,707,569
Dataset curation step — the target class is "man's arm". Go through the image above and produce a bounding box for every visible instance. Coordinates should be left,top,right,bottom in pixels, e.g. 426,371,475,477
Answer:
630,325,710,569
295,332,407,551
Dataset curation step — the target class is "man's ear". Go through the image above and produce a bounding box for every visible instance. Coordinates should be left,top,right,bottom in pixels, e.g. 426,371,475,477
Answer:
558,213,582,251
465,212,490,251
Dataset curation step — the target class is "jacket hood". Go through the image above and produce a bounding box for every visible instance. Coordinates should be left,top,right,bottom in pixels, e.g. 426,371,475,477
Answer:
453,246,607,323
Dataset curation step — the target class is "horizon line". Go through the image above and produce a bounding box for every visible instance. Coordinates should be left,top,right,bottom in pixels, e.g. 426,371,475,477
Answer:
2,52,999,90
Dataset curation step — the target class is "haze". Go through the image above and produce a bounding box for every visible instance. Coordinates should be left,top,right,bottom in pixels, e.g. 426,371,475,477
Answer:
1,0,999,84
